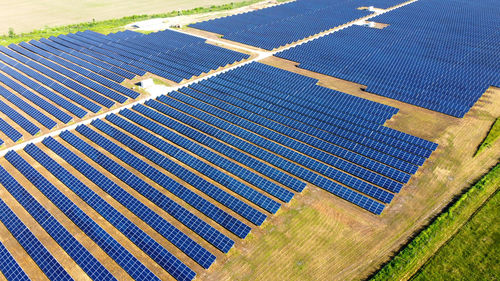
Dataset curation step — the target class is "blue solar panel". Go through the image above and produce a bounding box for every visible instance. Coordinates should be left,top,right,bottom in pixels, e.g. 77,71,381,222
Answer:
0,163,115,281
93,116,282,214
59,129,251,240
182,82,417,179
0,241,29,281
0,84,56,130
16,42,130,102
48,29,249,83
43,136,234,254
4,150,160,281
143,99,386,214
0,99,40,136
0,118,22,142
77,123,266,228
0,65,73,123
51,36,146,76
0,48,101,114
23,143,203,276
44,136,230,257
39,37,136,80
112,110,294,203
29,39,125,83
0,195,72,281
174,88,406,191
276,0,500,117
157,94,395,203
10,44,120,107
190,0,404,50
131,104,306,193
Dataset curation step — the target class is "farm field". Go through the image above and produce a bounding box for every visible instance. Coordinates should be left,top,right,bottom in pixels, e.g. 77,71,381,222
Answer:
0,0,253,35
412,189,499,281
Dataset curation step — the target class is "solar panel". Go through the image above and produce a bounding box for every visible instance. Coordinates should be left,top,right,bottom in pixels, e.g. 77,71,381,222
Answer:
59,129,251,240
276,0,500,117
42,136,233,255
0,163,115,280
93,117,282,214
0,194,72,281
0,242,29,281
4,150,161,281
24,143,204,275
110,111,294,203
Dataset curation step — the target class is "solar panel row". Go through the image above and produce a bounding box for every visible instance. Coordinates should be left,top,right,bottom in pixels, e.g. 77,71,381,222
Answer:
174,87,407,190
107,112,294,203
0,1,446,275
0,192,73,281
0,162,116,281
0,29,250,147
184,82,415,179
42,136,235,254
276,0,500,117
149,62,435,211
121,106,306,193
59,129,251,240
190,0,408,50
0,241,29,281
5,150,163,281
76,124,268,226
0,60,436,280
164,91,396,203
144,98,385,214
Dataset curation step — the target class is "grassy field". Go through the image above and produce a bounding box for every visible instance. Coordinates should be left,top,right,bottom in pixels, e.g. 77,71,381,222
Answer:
412,189,499,281
0,0,256,36
475,118,500,156
371,163,500,281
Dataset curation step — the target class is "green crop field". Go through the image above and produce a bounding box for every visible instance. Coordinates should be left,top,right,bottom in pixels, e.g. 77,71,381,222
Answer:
412,190,499,280
370,162,500,281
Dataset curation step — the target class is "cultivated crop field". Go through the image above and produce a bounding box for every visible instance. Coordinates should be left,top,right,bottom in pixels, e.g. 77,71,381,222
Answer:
412,189,499,281
0,0,248,35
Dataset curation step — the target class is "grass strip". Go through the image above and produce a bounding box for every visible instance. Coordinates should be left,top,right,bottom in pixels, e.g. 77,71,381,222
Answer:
474,118,500,156
369,162,500,281
0,0,275,46
411,189,499,280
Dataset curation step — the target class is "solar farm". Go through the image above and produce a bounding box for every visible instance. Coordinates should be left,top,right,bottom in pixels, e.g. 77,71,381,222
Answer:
0,0,498,280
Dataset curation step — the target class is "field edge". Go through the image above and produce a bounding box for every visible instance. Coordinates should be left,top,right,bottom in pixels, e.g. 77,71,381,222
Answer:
368,161,500,281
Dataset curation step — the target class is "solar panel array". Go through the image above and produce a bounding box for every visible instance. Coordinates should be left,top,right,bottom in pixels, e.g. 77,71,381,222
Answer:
276,0,500,117
0,29,249,148
0,61,435,280
190,0,407,50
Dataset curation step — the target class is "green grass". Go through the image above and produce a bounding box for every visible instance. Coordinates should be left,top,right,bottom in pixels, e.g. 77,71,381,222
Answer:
0,0,269,46
152,78,172,87
370,162,500,281
475,118,500,156
411,190,499,281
